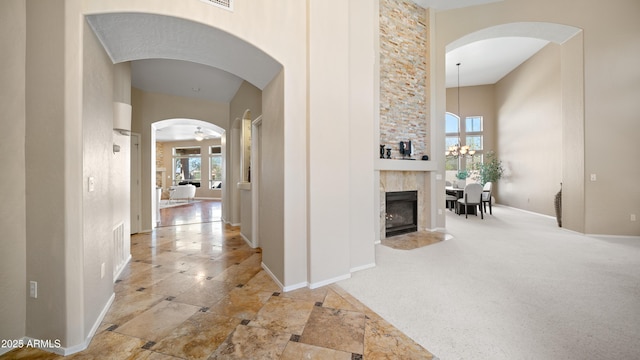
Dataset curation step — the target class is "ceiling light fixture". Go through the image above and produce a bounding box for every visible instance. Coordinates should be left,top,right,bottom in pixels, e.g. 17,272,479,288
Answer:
446,62,475,159
194,127,205,141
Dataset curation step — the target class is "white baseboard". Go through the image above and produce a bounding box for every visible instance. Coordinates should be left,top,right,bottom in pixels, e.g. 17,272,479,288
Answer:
240,233,256,248
113,254,132,281
261,262,308,292
350,262,376,273
588,234,640,241
15,292,116,356
309,273,351,290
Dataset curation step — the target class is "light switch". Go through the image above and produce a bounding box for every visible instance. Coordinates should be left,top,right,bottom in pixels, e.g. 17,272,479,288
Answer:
30,281,37,298
88,176,95,192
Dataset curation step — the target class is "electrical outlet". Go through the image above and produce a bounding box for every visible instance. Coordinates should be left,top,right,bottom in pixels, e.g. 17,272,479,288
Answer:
632,214,637,222
590,173,597,181
30,281,37,298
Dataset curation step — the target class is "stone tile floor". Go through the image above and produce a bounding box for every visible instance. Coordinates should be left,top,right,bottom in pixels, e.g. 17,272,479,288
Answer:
3,215,434,359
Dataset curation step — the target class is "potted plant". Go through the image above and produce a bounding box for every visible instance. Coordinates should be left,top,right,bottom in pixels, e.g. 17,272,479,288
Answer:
476,151,504,185
455,169,469,188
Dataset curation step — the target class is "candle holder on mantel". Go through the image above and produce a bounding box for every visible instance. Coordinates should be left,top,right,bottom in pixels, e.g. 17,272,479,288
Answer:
380,144,385,159
385,148,392,159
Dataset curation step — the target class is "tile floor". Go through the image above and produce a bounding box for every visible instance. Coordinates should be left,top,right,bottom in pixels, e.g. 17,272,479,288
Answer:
3,202,434,359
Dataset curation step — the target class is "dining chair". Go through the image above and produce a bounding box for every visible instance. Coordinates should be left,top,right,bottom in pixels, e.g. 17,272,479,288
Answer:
482,181,493,215
457,183,484,219
445,181,457,210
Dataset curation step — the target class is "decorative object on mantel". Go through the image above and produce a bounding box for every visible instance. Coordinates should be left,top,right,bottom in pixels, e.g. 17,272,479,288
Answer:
399,140,413,159
421,155,429,160
386,148,392,159
380,144,386,159
446,63,476,159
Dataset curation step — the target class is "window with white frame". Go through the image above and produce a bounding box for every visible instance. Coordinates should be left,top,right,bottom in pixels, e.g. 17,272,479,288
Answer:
445,112,461,171
209,146,222,189
445,113,485,171
465,116,484,170
173,147,201,185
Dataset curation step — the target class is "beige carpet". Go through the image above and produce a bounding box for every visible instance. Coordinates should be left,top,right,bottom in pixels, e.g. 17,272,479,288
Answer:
339,205,640,360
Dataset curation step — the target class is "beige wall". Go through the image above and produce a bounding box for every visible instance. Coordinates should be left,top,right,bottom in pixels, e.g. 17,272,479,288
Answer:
82,20,119,334
229,81,262,226
25,0,70,345
495,43,562,216
260,70,286,285
0,0,27,346
435,0,640,236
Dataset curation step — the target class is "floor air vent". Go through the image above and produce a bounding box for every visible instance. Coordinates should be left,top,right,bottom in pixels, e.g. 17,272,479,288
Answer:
200,0,233,11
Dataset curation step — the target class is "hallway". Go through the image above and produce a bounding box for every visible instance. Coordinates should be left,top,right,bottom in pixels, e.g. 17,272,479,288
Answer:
3,201,433,359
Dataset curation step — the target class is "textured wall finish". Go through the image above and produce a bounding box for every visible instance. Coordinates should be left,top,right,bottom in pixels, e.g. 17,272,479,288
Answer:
380,0,428,159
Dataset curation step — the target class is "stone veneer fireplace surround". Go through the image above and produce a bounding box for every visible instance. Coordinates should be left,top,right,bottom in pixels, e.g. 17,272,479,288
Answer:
376,0,435,240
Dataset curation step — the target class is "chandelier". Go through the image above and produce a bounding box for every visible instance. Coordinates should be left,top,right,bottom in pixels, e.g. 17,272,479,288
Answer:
446,62,475,159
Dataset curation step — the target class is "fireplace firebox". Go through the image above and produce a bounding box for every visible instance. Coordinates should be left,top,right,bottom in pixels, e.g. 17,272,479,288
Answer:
385,191,418,237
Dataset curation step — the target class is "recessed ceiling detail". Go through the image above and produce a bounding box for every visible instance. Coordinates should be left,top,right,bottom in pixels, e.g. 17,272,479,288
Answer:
85,12,282,90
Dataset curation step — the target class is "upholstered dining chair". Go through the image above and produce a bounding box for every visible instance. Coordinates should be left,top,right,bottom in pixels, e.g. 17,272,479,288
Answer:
482,181,493,215
457,183,484,219
445,181,457,211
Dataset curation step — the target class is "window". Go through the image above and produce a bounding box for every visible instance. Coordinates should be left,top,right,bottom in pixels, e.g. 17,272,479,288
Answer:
445,113,461,171
445,113,485,172
465,116,484,173
173,147,201,185
210,146,222,189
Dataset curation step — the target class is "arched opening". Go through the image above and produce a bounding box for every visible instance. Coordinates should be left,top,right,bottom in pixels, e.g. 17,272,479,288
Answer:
444,22,584,230
86,12,283,234
150,119,225,226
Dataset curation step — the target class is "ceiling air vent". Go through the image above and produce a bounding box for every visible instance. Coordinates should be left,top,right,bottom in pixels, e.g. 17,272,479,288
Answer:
200,0,233,11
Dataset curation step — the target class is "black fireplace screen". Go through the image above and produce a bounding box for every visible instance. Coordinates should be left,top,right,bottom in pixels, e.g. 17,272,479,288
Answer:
385,191,418,237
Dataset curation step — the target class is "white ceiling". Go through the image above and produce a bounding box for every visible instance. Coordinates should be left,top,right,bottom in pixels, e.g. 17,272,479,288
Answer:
445,37,550,88
154,119,223,142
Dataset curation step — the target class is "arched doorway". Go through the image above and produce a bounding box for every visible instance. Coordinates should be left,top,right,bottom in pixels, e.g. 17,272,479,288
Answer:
151,119,225,226
443,22,584,231
86,12,283,233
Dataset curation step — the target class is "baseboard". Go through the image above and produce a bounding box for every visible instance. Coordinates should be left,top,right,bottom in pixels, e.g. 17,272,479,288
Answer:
309,273,351,290
350,262,376,273
500,205,556,220
588,234,640,241
260,262,308,292
15,292,116,356
113,254,132,281
240,232,256,248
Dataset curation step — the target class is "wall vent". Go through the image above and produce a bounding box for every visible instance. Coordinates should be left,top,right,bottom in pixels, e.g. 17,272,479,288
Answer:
113,222,126,279
200,0,233,11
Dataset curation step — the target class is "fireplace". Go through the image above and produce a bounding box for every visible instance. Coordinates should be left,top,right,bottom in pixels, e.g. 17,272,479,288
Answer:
385,191,418,237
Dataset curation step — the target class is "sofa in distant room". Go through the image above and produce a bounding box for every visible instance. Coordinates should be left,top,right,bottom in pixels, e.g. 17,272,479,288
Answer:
169,184,196,201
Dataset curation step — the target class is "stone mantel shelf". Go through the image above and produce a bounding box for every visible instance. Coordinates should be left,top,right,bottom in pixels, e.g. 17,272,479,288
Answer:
375,159,436,172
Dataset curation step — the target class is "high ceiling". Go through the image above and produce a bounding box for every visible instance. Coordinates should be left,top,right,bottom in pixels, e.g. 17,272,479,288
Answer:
88,1,555,141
